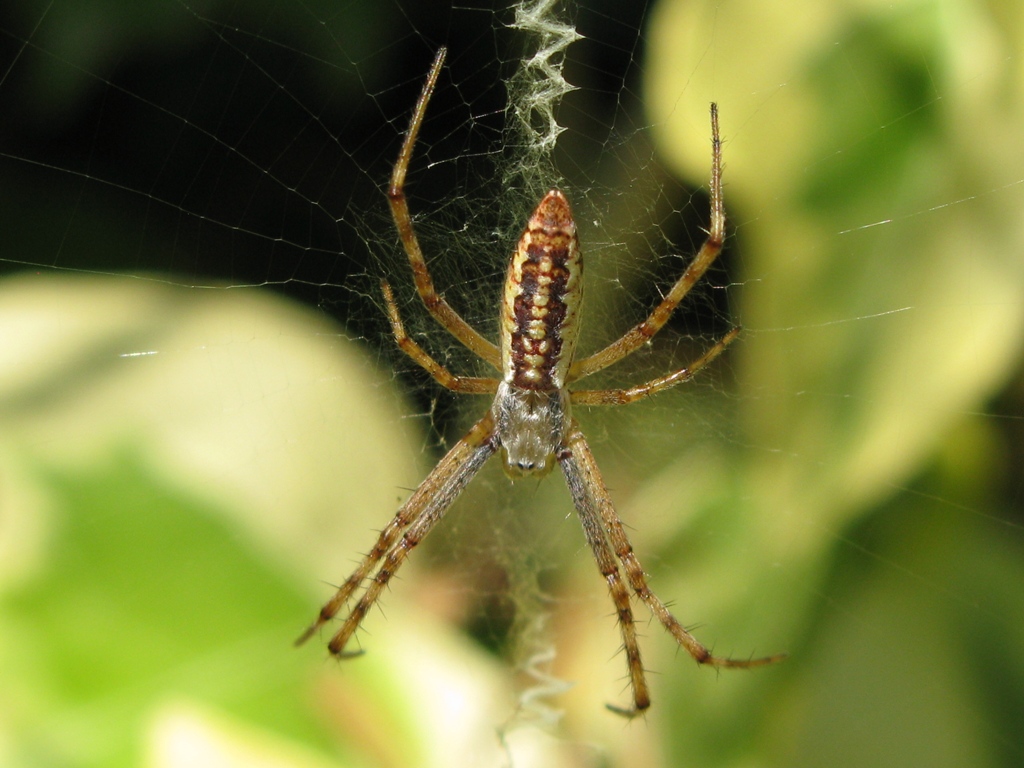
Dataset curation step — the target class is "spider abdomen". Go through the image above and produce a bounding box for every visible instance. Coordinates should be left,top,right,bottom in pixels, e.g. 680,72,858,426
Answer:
500,189,582,390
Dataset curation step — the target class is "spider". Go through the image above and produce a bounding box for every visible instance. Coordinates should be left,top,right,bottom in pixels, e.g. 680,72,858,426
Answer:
296,47,785,716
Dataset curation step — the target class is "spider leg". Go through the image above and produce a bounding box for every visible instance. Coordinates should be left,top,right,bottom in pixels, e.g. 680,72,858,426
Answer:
601,486,787,670
381,280,500,394
388,47,501,370
570,326,740,406
296,412,498,650
559,423,651,717
559,420,785,713
567,103,725,384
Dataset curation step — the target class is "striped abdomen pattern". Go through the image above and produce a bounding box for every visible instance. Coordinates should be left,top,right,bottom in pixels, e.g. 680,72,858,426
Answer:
499,189,582,390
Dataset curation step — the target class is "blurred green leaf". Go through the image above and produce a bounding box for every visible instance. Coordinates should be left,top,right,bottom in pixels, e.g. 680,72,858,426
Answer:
3,459,339,767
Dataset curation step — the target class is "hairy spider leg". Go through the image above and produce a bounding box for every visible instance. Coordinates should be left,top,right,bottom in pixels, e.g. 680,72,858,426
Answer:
386,46,501,369
295,414,497,649
566,104,725,384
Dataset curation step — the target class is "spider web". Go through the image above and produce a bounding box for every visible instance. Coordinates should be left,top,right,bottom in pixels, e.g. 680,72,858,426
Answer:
2,1,1024,767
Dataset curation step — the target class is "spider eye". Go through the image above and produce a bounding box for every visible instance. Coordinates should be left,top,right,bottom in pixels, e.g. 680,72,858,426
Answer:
501,450,555,479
